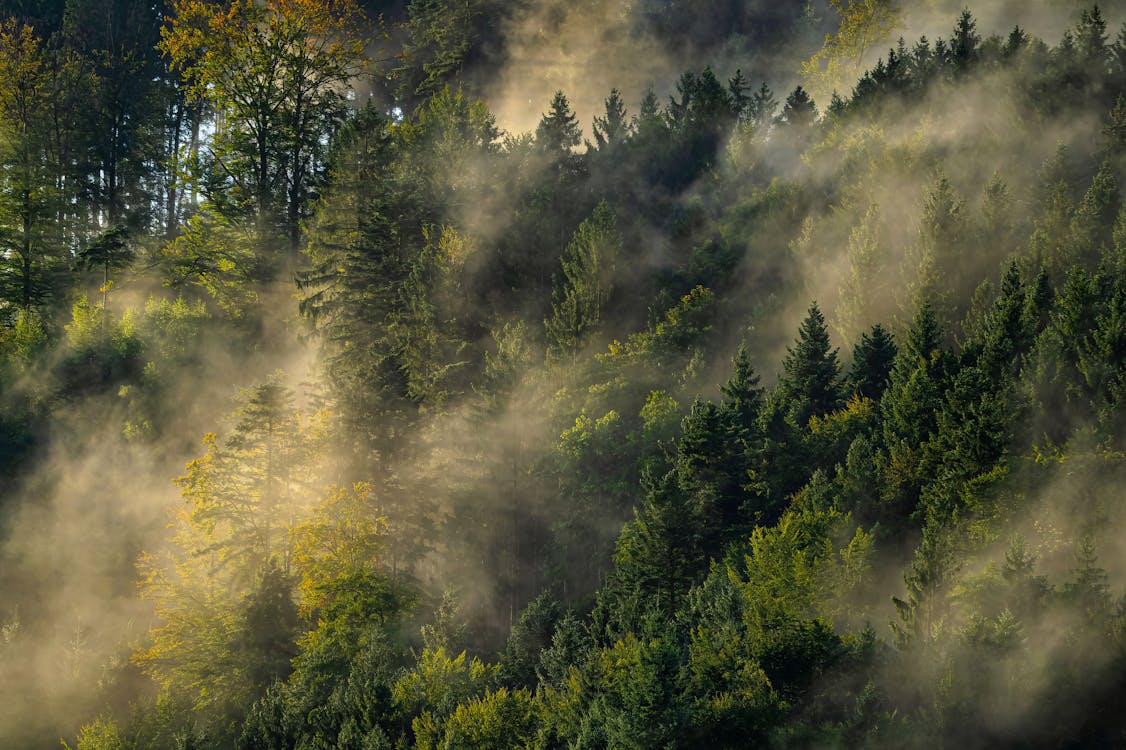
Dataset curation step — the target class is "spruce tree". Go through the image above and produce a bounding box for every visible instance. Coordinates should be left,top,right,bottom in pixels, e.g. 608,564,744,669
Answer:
950,10,981,72
536,90,581,152
777,302,842,430
727,68,751,120
1070,161,1121,264
544,200,620,360
721,343,766,429
591,88,631,150
779,85,817,129
848,324,897,401
750,81,778,131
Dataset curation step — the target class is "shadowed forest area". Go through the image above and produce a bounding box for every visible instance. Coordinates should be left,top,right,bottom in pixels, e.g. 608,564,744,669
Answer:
0,0,1125,747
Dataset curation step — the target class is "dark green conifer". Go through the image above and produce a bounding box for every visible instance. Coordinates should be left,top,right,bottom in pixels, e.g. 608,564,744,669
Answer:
777,302,842,430
591,88,631,150
779,86,817,129
536,90,581,152
848,324,897,401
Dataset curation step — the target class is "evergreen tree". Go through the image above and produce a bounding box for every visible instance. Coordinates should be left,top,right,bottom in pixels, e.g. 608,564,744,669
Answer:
880,303,952,521
848,324,897,401
777,302,842,430
591,88,631,150
721,343,766,430
950,10,981,72
727,68,751,121
779,85,817,129
749,80,778,131
1070,160,1121,265
235,562,301,697
909,172,966,326
609,470,706,622
974,261,1036,384
536,90,581,153
544,200,620,360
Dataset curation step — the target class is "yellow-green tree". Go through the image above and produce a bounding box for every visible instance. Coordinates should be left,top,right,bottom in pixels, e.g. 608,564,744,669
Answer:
800,0,903,105
133,379,329,716
161,0,369,246
0,21,59,312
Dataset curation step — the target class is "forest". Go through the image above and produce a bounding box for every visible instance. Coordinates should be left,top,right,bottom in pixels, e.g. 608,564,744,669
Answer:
0,0,1124,747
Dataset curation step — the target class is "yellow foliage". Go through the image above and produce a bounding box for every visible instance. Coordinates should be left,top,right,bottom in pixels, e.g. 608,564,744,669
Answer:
291,482,388,617
800,0,903,105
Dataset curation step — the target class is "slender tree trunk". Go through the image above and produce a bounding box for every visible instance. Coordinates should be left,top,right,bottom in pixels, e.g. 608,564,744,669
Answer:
166,97,184,238
21,186,32,310
188,104,201,207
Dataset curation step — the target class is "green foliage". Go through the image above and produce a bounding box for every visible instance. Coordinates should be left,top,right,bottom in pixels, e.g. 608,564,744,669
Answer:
536,90,582,153
160,210,263,319
777,302,843,431
420,687,537,750
591,88,632,151
15,4,1126,749
545,201,621,361
161,0,369,243
801,0,904,104
848,324,897,401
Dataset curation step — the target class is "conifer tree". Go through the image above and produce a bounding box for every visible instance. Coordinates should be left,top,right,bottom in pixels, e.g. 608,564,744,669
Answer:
591,88,631,150
536,90,581,153
975,261,1035,384
721,343,766,430
727,69,751,121
848,324,897,401
749,81,778,131
544,200,620,360
611,470,706,620
950,10,981,72
909,172,965,325
838,202,886,341
779,86,818,129
1070,161,1121,265
777,302,842,430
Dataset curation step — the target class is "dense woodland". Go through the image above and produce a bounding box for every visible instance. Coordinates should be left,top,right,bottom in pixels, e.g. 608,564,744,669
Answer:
1,0,1125,747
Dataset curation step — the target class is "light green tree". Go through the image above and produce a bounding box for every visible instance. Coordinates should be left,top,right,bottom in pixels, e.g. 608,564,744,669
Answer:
545,200,621,361
800,0,903,105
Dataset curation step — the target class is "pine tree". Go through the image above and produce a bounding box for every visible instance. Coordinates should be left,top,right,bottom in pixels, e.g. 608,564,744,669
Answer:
909,172,965,326
1070,161,1121,265
591,88,631,150
838,202,886,341
777,302,842,430
749,81,778,131
1002,25,1028,59
536,90,581,153
978,172,1015,259
235,562,301,695
892,521,957,646
727,69,751,121
1074,5,1108,87
848,324,897,401
950,10,981,72
721,343,766,430
544,200,620,360
880,303,952,519
610,470,706,620
975,261,1035,384
779,86,817,129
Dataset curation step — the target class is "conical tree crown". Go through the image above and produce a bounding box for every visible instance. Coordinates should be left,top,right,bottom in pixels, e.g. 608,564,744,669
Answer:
537,90,581,152
779,302,841,428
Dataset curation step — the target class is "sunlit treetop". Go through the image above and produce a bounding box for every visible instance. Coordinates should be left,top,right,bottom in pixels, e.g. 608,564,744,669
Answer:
161,0,369,106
